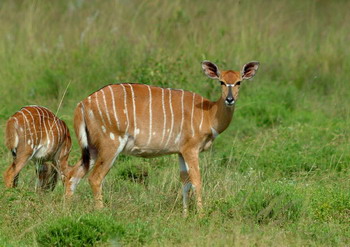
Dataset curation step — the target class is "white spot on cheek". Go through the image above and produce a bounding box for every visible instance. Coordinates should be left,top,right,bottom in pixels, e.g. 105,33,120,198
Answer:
110,132,115,140
102,125,106,133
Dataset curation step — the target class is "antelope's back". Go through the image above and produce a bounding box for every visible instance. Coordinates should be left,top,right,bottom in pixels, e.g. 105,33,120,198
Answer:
7,106,70,155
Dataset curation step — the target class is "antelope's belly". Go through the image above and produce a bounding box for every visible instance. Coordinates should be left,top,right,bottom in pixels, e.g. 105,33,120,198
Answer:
121,135,178,158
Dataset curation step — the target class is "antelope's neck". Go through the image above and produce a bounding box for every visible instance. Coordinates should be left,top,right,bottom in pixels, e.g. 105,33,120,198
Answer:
209,98,235,134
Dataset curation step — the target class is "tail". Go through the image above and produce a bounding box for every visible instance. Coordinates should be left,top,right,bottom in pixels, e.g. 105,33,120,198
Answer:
5,118,19,157
73,102,90,171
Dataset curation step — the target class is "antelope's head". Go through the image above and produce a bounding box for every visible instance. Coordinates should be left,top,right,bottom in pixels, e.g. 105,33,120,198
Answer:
202,60,259,107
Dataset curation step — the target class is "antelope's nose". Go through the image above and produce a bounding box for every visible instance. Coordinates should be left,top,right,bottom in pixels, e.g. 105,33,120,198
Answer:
225,97,235,105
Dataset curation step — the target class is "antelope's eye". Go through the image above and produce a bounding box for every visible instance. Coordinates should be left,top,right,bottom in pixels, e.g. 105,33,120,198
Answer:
220,81,226,86
235,81,241,86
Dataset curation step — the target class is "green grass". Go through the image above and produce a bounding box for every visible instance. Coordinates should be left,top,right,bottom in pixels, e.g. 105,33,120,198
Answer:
0,0,350,246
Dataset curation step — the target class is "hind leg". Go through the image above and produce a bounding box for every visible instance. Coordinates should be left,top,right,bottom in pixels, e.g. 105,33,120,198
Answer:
4,152,31,188
64,147,97,198
88,137,127,209
36,161,59,191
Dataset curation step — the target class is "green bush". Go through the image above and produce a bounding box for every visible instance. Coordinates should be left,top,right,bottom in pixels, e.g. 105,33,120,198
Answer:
36,213,125,247
36,213,153,246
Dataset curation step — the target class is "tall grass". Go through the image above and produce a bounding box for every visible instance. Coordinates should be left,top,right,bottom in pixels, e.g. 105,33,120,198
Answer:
0,0,349,246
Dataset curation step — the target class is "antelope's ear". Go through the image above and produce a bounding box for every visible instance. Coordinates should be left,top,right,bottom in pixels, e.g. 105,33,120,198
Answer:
242,61,259,80
202,60,220,80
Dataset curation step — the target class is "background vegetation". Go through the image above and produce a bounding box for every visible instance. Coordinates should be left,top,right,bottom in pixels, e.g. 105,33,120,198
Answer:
0,0,349,246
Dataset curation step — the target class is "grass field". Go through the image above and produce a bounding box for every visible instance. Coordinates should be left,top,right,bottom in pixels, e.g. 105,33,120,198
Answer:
0,0,350,246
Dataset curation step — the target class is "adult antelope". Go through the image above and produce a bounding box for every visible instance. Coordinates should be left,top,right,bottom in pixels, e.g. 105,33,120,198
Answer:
66,60,259,215
4,106,72,190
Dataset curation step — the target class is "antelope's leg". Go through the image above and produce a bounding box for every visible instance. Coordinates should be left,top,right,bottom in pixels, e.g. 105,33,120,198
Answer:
36,161,58,191
180,150,203,215
64,147,97,197
4,152,31,188
88,138,126,209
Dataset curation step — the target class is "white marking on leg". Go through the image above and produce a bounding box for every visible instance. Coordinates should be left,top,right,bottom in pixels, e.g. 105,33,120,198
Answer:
199,96,204,131
146,85,152,145
101,88,112,125
191,93,195,137
108,85,120,130
183,183,192,212
120,84,129,133
179,154,189,172
160,88,166,147
128,84,138,137
164,89,174,148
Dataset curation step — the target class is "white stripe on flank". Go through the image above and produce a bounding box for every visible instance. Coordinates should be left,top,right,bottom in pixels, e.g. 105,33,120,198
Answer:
23,108,38,143
101,88,112,125
20,111,33,145
44,109,55,150
120,84,129,133
146,85,152,145
160,88,166,147
164,89,174,148
52,115,61,145
108,86,120,130
36,107,49,149
128,84,138,137
199,97,204,131
178,89,184,145
190,93,195,137
88,96,91,104
95,91,107,129
32,107,43,143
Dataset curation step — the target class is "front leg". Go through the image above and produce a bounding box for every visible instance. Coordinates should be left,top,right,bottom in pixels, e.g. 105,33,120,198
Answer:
178,150,203,216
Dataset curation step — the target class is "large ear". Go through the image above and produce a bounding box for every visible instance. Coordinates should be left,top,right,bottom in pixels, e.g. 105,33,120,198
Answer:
202,60,220,79
241,61,259,80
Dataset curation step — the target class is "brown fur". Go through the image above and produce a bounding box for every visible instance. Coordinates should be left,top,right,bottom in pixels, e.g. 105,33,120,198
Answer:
66,61,259,215
3,106,72,190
